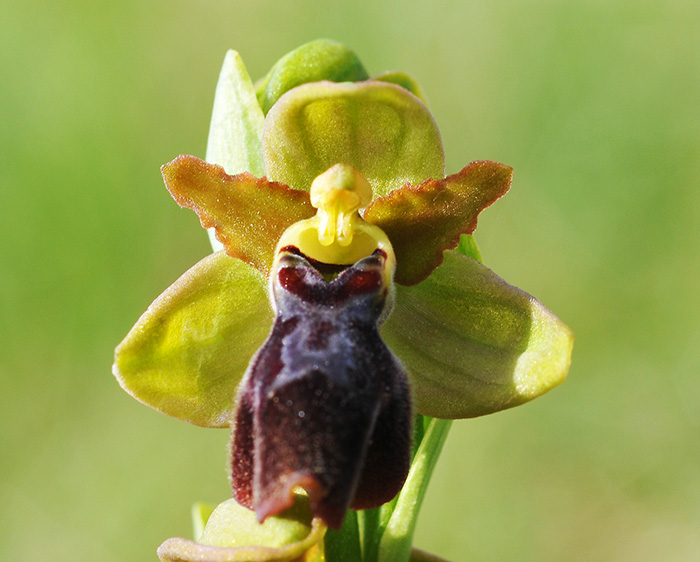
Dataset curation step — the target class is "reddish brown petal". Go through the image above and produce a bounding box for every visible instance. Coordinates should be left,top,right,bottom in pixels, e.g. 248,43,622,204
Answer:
363,160,512,286
162,155,315,274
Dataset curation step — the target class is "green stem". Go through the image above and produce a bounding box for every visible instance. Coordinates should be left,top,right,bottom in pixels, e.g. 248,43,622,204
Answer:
377,417,453,562
358,507,381,561
326,509,362,562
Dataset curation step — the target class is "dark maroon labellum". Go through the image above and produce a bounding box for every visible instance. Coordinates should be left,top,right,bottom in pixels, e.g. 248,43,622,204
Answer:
230,247,412,529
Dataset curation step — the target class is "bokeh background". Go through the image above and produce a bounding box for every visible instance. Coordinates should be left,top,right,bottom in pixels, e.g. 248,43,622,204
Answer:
2,1,699,560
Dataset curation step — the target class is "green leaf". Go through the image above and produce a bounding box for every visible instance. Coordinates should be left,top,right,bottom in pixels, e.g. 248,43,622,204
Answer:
113,251,272,428
162,155,315,275
364,160,512,285
256,39,369,115
158,495,326,562
381,250,574,419
263,81,445,195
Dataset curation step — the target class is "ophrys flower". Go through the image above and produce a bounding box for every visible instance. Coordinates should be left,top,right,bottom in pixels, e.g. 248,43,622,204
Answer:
113,40,573,558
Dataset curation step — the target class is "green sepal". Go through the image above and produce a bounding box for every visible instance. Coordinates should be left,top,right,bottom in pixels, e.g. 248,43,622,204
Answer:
364,160,512,285
158,495,326,562
256,39,369,115
113,251,273,428
162,155,314,275
263,81,445,194
382,250,574,419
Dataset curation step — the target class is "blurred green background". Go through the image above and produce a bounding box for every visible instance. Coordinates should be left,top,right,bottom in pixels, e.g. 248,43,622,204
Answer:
2,1,699,560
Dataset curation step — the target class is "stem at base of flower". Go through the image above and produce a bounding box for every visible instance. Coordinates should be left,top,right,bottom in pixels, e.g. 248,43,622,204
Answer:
376,417,453,562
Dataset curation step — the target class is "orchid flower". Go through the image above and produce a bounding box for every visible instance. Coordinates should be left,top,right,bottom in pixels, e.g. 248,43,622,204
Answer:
113,40,573,562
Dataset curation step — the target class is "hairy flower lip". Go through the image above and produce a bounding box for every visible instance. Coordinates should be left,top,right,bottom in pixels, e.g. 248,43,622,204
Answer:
231,245,411,529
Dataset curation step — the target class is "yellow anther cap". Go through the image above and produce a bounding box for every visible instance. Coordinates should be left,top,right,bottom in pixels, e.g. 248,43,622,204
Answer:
309,164,373,247
275,165,395,276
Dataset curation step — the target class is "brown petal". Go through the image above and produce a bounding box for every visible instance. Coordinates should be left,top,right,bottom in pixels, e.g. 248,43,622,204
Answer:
162,155,315,274
364,160,512,285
